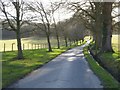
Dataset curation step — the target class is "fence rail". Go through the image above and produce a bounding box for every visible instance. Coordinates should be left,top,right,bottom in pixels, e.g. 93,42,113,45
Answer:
1,40,75,52
1,43,48,52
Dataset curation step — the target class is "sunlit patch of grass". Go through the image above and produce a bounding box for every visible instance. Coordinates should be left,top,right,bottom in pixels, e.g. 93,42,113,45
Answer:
112,35,119,52
2,40,87,88
101,52,120,61
2,48,67,88
83,47,120,88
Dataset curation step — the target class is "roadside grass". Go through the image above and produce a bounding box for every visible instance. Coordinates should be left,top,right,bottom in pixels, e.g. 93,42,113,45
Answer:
83,46,120,88
101,52,120,61
100,51,120,84
97,35,120,84
2,47,69,88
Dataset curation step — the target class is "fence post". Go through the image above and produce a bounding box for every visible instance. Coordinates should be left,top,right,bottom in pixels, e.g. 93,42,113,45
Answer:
4,43,5,52
45,44,46,48
39,44,41,49
42,44,43,48
23,44,24,50
43,44,45,48
37,44,39,49
12,43,15,51
28,43,29,50
41,44,42,48
35,44,36,49
32,44,33,49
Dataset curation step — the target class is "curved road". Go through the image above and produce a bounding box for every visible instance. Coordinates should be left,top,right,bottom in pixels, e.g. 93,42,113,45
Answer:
10,41,103,88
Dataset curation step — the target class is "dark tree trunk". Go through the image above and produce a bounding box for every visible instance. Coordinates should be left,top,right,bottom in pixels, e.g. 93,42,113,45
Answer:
64,36,68,47
16,30,23,59
16,2,23,59
69,40,71,46
55,30,60,49
93,33,96,42
46,34,52,52
53,17,60,49
101,2,114,52
94,2,102,50
95,31,102,49
76,40,78,45
57,36,60,49
94,31,102,54
46,23,52,52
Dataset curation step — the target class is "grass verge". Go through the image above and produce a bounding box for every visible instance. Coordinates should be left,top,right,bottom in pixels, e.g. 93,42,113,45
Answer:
83,46,120,88
2,47,69,88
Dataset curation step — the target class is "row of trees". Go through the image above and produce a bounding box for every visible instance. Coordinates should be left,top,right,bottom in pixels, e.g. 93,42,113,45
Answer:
67,1,120,55
0,0,119,59
0,0,86,59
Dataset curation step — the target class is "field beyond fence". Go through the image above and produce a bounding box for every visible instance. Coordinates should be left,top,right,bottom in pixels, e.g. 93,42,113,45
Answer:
0,35,119,52
0,37,65,52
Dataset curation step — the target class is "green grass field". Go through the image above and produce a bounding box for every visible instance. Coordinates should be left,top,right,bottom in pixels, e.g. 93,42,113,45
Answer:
2,47,70,88
112,35,119,52
0,35,118,52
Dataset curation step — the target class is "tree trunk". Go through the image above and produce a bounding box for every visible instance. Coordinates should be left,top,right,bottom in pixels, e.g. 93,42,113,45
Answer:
101,2,114,52
69,40,71,46
92,33,96,42
55,30,60,49
95,31,102,48
56,35,60,49
46,23,52,52
53,17,60,49
94,2,102,50
46,34,52,52
64,36,68,47
16,2,23,59
16,30,23,59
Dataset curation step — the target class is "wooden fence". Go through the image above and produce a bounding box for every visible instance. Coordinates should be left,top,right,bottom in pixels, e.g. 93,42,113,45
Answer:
2,43,48,52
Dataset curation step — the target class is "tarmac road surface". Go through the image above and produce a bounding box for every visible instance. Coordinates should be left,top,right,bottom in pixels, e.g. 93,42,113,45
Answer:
10,41,103,88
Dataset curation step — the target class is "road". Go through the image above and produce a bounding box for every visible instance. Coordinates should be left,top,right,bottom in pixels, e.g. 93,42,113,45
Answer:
10,41,103,88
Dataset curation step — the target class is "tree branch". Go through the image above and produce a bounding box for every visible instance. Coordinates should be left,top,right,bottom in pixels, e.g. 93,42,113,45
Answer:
0,1,16,31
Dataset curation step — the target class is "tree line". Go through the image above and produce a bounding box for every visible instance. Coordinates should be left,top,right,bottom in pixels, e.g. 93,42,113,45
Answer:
0,0,87,59
67,1,120,55
0,0,119,59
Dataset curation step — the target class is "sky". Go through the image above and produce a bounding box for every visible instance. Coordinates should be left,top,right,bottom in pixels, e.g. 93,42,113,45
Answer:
27,0,119,22
25,0,78,23
0,0,119,23
0,0,76,23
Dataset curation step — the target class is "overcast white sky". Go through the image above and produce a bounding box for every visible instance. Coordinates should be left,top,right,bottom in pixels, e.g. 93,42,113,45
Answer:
0,0,76,23
25,0,82,23
25,0,120,22
0,0,119,23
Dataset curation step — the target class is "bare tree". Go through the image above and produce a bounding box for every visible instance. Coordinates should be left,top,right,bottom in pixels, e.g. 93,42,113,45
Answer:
0,0,25,59
50,2,61,49
57,20,69,47
67,1,117,54
27,1,53,52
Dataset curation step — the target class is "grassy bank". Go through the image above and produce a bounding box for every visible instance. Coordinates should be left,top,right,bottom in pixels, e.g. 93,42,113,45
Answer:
99,51,120,82
2,47,69,88
83,46,120,88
